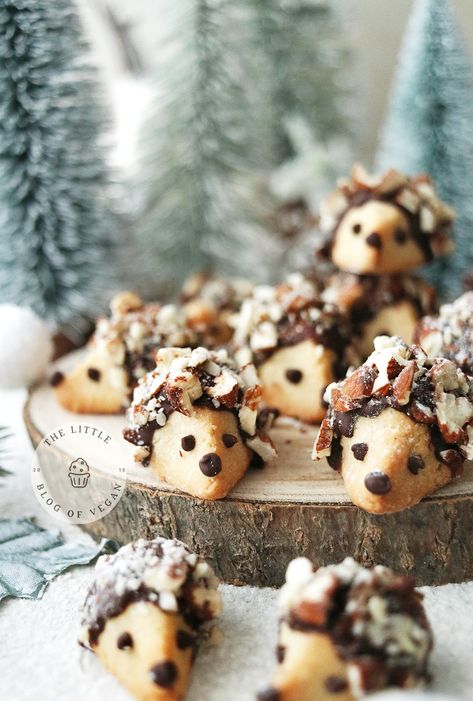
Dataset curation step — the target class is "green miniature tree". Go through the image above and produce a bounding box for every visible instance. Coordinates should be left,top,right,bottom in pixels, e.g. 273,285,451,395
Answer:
133,0,354,295
377,0,473,298
0,0,113,329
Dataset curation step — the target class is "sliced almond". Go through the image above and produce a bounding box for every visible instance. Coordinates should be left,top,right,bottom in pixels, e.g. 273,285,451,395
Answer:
396,187,420,213
376,169,408,195
313,418,333,459
341,365,378,401
392,361,415,405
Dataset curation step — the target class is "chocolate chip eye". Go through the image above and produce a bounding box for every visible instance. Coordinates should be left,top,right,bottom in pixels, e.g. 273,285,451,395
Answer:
149,661,178,687
181,435,196,452
407,455,425,475
50,371,64,387
352,223,361,234
117,631,133,650
325,676,348,693
222,434,237,448
286,369,303,384
87,367,101,382
276,644,286,663
394,228,407,244
351,443,368,461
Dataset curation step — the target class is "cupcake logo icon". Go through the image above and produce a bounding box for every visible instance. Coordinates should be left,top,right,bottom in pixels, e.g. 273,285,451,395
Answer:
68,457,90,489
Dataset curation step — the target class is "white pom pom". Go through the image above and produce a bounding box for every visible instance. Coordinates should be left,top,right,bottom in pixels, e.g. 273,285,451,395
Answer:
368,691,458,701
0,305,53,389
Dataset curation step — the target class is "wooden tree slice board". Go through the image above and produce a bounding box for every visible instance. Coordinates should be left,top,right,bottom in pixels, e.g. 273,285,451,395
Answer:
25,350,473,587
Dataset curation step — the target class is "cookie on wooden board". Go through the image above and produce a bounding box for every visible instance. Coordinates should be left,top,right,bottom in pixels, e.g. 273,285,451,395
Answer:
257,556,432,701
314,336,473,514
230,273,351,424
322,272,436,360
318,165,454,275
53,291,198,414
79,538,221,701
123,347,276,500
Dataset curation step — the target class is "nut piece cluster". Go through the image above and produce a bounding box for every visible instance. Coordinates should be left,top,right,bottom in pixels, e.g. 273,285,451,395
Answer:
322,272,436,325
181,271,254,312
319,165,454,258
315,335,473,470
92,292,199,382
277,556,432,696
230,273,347,366
79,537,221,649
415,291,473,377
124,346,276,463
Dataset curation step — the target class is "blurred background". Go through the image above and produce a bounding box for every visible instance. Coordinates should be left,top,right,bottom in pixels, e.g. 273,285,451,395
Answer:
1,0,472,339
78,0,473,169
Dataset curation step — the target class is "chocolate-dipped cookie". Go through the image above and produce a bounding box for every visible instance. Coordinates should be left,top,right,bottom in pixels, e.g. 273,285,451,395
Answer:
79,538,221,701
314,336,473,514
258,556,432,701
54,292,199,414
415,291,473,377
319,165,454,275
230,273,350,424
123,347,276,500
322,272,436,359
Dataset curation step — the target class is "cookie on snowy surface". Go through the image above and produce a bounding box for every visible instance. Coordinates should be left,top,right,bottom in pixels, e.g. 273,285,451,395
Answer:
54,292,199,414
230,273,351,424
313,336,473,514
123,346,276,500
257,556,432,701
415,291,473,377
80,537,221,701
322,272,436,359
319,165,454,275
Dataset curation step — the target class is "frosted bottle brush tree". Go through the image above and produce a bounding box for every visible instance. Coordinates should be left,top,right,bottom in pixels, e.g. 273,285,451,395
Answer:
377,0,473,299
0,0,113,331
253,0,354,164
134,0,354,296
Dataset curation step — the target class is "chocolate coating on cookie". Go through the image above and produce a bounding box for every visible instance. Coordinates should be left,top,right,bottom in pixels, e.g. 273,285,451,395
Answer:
278,556,433,695
79,537,221,649
314,336,473,475
415,291,473,376
123,347,276,465
318,165,454,264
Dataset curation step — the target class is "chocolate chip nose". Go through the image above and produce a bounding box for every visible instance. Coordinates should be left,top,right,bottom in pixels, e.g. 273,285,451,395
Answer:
365,232,382,249
199,453,222,476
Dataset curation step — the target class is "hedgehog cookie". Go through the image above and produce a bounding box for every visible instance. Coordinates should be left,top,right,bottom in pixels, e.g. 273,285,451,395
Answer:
230,273,349,424
257,557,432,701
123,347,276,500
415,291,473,377
319,165,454,275
79,538,221,701
181,271,253,347
53,292,199,414
314,336,473,514
322,272,436,359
